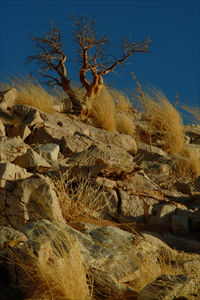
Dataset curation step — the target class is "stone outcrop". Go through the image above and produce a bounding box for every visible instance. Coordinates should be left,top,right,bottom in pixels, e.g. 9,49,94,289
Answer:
0,100,200,299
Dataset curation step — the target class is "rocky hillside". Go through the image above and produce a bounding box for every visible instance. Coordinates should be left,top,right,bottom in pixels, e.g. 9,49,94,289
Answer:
0,87,200,299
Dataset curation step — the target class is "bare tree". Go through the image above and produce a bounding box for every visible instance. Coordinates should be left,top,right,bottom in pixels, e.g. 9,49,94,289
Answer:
27,15,151,114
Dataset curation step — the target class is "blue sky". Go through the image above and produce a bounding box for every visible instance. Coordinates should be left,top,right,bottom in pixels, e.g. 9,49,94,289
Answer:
0,0,199,112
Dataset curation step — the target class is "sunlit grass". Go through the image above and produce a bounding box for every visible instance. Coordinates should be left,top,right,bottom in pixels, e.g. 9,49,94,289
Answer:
53,171,108,222
4,223,91,300
1,76,57,114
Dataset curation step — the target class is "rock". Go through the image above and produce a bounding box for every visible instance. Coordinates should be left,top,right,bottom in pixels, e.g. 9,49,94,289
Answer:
4,174,65,229
89,129,138,155
67,144,135,168
185,124,200,144
0,120,5,136
172,214,189,235
29,125,61,144
0,88,17,109
118,190,144,222
163,233,200,252
66,224,139,298
0,162,32,190
0,226,27,249
189,213,200,231
60,133,93,157
12,148,51,172
34,143,60,161
0,136,29,162
1,219,89,300
174,180,192,194
150,203,177,224
7,124,31,140
194,176,200,192
22,107,44,127
141,161,170,178
137,141,170,162
138,274,200,300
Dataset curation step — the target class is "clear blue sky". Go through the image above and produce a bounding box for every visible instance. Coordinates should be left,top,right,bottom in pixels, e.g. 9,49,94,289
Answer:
0,0,199,111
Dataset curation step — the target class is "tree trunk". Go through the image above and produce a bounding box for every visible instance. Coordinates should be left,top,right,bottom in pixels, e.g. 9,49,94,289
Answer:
61,77,82,115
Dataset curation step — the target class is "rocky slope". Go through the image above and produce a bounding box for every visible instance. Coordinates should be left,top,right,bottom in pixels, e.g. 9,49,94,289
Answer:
0,88,200,299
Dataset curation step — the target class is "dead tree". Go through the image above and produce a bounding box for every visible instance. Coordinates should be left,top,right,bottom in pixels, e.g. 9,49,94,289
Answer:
26,21,81,114
72,15,150,100
26,16,151,114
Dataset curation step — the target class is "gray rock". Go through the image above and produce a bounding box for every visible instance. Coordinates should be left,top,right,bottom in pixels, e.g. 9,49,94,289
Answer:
4,174,64,229
185,124,200,144
7,124,31,140
174,180,192,194
163,233,200,252
194,176,200,192
68,224,140,298
0,162,32,190
138,274,200,300
172,214,189,235
60,134,93,157
137,141,170,162
34,143,60,161
13,148,51,171
67,144,135,168
118,190,144,222
0,136,28,162
0,88,17,108
0,226,27,249
150,204,177,224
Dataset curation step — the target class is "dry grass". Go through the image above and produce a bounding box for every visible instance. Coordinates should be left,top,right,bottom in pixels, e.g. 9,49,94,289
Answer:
15,80,57,114
86,88,136,136
115,113,136,136
136,88,185,154
4,224,91,300
171,145,200,178
88,89,117,132
53,172,108,222
1,77,57,114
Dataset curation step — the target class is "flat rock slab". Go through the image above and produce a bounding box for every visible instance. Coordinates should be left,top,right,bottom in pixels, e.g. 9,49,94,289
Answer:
34,143,60,161
138,274,200,300
13,148,51,172
0,136,29,162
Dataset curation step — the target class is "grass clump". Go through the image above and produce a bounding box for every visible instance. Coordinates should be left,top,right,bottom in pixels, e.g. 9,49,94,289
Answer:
140,88,185,154
15,80,57,114
172,145,200,178
4,223,91,300
88,89,117,132
86,88,136,136
53,172,108,222
1,76,57,114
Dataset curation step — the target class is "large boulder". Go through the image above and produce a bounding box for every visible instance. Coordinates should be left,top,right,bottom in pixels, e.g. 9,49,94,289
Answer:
0,136,29,162
13,148,51,172
138,274,200,300
2,175,65,229
0,162,32,190
0,88,17,109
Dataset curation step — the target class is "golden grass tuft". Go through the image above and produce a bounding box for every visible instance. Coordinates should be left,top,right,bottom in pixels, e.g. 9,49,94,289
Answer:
115,113,136,136
88,89,117,132
5,224,91,300
171,145,200,178
53,172,108,222
86,88,136,136
137,88,185,154
15,80,57,114
1,76,57,114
